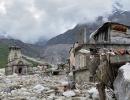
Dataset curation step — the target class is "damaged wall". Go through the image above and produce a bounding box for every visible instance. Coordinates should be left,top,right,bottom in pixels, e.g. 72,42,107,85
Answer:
73,69,90,85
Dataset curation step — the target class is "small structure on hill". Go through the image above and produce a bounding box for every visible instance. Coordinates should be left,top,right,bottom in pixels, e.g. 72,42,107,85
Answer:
5,46,33,75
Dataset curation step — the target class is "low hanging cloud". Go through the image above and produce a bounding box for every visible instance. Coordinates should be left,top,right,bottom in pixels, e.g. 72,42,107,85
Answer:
0,0,129,43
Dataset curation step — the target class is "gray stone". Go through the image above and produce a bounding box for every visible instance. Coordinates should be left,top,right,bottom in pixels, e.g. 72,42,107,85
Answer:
114,63,130,100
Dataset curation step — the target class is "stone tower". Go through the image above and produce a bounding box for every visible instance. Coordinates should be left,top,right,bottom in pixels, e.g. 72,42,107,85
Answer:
8,46,22,62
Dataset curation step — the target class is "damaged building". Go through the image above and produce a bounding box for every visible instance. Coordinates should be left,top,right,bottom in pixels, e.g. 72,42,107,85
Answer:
5,46,33,75
88,22,130,80
69,22,130,100
69,28,91,84
89,22,130,43
88,22,130,100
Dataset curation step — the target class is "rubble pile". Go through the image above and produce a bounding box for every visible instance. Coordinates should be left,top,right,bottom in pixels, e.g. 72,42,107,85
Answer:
0,68,95,100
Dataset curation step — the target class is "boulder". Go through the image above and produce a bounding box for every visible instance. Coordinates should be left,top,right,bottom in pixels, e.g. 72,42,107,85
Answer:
63,90,76,97
33,84,45,93
88,87,99,100
60,81,69,86
114,63,130,100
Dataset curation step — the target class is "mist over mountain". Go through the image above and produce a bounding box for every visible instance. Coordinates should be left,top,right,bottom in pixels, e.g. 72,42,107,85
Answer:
41,9,130,64
44,10,130,46
1,9,130,65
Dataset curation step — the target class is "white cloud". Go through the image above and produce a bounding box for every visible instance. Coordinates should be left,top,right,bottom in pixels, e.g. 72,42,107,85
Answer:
0,1,6,15
0,0,129,43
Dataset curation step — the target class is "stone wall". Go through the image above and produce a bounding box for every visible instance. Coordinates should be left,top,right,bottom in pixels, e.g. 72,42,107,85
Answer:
73,69,90,85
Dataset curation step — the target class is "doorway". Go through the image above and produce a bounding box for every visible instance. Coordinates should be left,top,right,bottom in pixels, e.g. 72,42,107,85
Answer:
18,67,22,74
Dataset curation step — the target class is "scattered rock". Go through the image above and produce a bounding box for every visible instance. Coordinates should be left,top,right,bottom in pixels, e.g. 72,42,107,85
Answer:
33,84,45,93
0,71,92,100
63,90,76,97
88,87,99,100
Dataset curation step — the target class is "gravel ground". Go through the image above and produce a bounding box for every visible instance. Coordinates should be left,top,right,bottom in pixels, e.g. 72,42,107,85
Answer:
0,68,93,100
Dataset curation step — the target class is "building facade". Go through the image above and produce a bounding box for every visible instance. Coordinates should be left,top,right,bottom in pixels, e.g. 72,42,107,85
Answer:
5,46,33,75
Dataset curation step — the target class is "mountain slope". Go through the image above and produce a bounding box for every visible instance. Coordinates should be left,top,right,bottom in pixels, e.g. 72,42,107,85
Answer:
41,44,72,64
46,23,99,46
0,38,44,68
0,43,9,68
42,10,130,64
46,10,130,46
0,38,43,58
108,10,130,25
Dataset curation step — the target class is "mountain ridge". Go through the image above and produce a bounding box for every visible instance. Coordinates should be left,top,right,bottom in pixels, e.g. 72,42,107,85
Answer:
41,10,130,64
1,9,130,65
44,10,130,46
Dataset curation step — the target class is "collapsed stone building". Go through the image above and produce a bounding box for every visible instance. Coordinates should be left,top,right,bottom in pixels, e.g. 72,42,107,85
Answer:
5,46,33,75
69,28,91,84
69,22,130,100
88,22,130,100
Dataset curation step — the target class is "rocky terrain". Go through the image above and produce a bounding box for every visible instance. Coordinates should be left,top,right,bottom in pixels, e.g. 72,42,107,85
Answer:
0,68,97,100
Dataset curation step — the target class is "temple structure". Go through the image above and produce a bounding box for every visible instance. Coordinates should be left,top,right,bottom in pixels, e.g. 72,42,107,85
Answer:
5,46,33,75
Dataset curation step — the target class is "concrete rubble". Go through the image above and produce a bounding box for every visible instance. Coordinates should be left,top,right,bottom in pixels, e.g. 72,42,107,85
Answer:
0,68,95,100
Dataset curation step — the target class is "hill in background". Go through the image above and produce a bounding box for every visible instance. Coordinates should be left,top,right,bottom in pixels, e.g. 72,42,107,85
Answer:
40,10,130,64
0,43,9,68
0,38,43,68
1,9,130,66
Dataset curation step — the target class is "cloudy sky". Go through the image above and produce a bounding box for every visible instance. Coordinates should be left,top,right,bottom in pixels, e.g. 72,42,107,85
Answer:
0,0,129,43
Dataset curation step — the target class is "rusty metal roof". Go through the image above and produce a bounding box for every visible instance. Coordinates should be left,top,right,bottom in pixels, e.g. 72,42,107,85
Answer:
90,22,130,39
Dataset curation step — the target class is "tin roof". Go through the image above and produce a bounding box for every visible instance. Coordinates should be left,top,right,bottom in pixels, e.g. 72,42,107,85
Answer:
89,22,130,39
